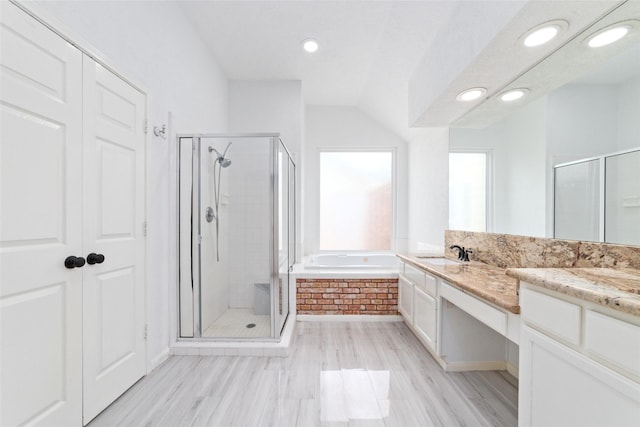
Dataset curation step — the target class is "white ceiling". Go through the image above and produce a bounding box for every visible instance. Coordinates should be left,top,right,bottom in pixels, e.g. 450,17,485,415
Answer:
181,0,457,137
181,0,637,137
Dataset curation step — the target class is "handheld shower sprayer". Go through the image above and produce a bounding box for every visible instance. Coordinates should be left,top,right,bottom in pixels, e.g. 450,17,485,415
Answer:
209,142,232,167
208,142,233,261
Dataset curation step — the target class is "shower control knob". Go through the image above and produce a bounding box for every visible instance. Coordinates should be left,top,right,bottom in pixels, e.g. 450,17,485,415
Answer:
64,256,86,269
87,253,105,265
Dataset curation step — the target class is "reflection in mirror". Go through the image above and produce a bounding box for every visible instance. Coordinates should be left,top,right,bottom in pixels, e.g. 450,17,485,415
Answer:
605,150,640,245
449,152,487,232
450,32,640,244
554,159,600,242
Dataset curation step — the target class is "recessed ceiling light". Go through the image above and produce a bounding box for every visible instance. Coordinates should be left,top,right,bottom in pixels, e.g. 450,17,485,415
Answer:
456,87,487,102
500,89,529,102
587,25,630,48
302,38,319,53
522,20,567,47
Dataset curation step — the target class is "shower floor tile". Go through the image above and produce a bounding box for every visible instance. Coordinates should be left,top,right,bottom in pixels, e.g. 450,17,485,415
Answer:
202,308,271,338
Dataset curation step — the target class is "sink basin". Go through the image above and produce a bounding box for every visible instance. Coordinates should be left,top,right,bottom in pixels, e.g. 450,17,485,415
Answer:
416,257,460,265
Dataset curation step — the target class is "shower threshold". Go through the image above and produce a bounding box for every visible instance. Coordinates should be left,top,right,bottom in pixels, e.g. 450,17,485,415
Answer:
172,312,296,357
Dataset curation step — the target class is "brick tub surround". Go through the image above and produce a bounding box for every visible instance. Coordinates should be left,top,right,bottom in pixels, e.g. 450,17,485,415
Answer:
296,278,398,315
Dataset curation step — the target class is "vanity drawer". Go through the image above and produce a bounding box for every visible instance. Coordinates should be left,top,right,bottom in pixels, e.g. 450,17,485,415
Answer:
415,272,437,297
520,287,581,346
403,263,436,297
584,309,640,379
403,262,426,286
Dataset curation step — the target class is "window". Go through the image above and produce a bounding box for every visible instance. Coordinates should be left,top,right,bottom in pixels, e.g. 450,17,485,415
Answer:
449,152,488,232
319,151,393,251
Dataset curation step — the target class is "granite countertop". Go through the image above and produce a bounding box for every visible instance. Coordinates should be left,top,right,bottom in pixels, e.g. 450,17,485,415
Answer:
506,267,640,316
397,254,520,314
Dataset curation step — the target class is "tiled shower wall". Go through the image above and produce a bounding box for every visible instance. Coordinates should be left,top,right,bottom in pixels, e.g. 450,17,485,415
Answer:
228,140,272,308
445,230,640,269
296,278,398,315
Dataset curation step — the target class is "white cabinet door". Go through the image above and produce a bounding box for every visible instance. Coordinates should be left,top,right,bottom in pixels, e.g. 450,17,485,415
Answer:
0,2,83,426
398,276,414,323
519,325,640,427
414,287,437,350
82,58,146,424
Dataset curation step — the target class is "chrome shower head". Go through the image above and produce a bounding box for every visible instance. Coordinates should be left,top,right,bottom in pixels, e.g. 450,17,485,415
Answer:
208,142,232,167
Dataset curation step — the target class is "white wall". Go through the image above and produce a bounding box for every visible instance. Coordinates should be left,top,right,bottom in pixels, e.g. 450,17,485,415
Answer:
28,0,228,369
450,98,546,237
498,99,546,237
304,106,408,255
546,84,619,163
227,81,303,307
617,75,640,151
407,129,450,253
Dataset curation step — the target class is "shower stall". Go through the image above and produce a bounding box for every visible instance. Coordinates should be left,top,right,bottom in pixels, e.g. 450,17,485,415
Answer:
177,134,295,341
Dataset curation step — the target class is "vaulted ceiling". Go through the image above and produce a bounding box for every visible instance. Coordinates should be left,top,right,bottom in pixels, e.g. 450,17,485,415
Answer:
181,0,638,138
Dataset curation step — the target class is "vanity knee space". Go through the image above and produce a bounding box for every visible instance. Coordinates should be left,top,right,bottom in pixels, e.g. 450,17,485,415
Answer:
398,260,520,375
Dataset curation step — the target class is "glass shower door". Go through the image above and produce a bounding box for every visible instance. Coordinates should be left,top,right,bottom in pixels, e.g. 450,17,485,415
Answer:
554,159,600,241
178,134,294,341
605,149,640,245
276,139,291,335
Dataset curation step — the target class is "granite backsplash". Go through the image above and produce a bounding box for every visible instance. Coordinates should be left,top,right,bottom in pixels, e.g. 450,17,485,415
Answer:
445,230,640,270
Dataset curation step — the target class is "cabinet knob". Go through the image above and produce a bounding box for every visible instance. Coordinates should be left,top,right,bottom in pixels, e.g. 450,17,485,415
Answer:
64,256,86,269
87,253,105,265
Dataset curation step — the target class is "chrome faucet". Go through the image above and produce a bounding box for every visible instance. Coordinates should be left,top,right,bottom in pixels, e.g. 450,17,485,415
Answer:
450,245,473,262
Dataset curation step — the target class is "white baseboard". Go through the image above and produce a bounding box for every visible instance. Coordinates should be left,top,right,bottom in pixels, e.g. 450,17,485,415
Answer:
443,360,507,372
506,361,519,379
297,314,403,322
148,347,170,372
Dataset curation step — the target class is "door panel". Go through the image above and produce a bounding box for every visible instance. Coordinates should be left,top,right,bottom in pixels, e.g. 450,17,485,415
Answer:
0,2,83,426
414,287,437,349
398,276,414,322
1,105,67,246
82,58,146,424
99,139,136,237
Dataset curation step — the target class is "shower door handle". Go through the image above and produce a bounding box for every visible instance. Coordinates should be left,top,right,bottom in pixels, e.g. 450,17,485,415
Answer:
87,253,105,265
64,256,86,269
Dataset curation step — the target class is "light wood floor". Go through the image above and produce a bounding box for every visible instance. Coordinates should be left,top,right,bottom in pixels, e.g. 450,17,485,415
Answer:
90,321,518,426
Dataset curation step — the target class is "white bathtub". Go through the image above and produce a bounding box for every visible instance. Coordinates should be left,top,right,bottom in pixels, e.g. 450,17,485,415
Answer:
304,253,399,270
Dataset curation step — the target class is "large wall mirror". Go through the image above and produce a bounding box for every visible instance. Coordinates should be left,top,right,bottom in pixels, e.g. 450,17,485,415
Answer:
450,2,640,246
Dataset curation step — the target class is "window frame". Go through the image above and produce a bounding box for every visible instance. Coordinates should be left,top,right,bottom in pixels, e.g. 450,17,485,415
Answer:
316,147,397,253
448,148,493,233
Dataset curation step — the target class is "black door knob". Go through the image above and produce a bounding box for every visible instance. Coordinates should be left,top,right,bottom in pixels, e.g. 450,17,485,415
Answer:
64,256,86,269
87,253,105,265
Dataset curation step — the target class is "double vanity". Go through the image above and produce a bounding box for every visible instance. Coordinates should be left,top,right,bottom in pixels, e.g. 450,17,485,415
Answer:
397,231,640,427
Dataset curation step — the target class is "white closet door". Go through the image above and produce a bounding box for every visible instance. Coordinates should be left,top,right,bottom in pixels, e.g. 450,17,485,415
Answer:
81,58,146,424
0,2,83,426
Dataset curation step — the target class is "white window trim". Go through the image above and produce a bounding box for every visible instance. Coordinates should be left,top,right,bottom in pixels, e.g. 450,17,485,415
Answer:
316,147,397,253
